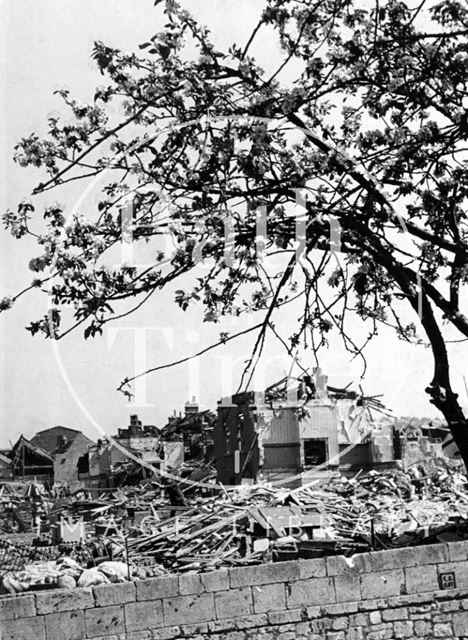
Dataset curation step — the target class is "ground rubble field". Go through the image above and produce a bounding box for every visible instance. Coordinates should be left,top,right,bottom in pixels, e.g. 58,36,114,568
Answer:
1,463,468,594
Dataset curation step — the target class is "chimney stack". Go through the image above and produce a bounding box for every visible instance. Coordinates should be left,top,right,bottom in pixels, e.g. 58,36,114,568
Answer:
184,396,199,416
314,367,328,398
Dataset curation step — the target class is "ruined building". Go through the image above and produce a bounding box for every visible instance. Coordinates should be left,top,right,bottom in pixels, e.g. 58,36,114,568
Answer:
78,415,161,489
7,427,94,487
9,435,55,483
214,369,399,485
159,397,216,470
115,414,160,463
30,426,94,487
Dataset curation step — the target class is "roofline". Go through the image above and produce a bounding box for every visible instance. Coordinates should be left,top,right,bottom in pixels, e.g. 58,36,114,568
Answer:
31,426,82,436
12,434,55,462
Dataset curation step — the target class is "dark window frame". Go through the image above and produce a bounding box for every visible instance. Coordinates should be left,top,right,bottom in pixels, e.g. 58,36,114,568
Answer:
303,438,328,467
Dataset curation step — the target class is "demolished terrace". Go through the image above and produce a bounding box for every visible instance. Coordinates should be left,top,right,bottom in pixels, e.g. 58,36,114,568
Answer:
0,374,464,596
1,456,467,595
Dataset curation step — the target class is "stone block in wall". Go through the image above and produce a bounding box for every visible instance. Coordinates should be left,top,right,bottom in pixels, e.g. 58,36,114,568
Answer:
453,610,468,636
214,586,253,619
126,632,152,640
235,613,269,629
437,560,468,589
36,587,94,614
163,593,215,626
364,622,393,639
85,635,126,640
93,581,135,606
268,608,303,625
0,594,35,620
287,577,336,608
412,543,448,565
386,592,433,608
369,611,381,624
349,613,369,626
178,622,209,636
393,620,414,637
381,608,408,621
414,619,432,636
310,616,333,633
360,570,404,599
228,632,251,640
405,564,438,594
326,553,372,576
439,600,461,612
433,612,454,623
330,615,349,630
347,627,365,640
125,600,164,632
295,620,313,635
368,547,415,572
85,604,125,637
150,627,181,640
299,558,326,579
358,598,388,611
44,609,85,640
207,617,238,633
229,561,300,588
179,573,204,595
447,540,468,562
334,573,361,603
1,615,45,640
325,602,359,615
200,570,229,592
136,575,179,601
252,582,286,613
305,605,322,618
433,622,453,637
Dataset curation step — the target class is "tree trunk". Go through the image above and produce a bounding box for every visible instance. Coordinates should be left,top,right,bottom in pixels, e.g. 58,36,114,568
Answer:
425,384,468,470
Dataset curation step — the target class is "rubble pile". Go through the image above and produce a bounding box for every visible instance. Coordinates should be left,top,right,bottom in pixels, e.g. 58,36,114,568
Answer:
288,465,468,549
1,557,133,594
2,464,468,594
0,482,51,534
122,464,468,573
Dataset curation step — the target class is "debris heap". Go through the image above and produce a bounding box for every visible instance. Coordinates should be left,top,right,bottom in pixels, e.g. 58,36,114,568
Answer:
2,463,468,593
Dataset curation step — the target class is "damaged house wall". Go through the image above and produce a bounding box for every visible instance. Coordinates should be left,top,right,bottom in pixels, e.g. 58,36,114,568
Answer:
78,415,161,489
398,422,451,471
215,391,346,485
258,406,300,477
214,371,397,485
53,433,94,488
299,401,340,469
215,395,344,485
28,427,95,488
160,400,216,464
78,440,130,490
9,436,55,483
214,393,260,485
116,415,159,454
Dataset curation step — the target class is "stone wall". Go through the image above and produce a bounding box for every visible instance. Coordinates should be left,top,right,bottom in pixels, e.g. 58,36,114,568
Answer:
2,541,468,639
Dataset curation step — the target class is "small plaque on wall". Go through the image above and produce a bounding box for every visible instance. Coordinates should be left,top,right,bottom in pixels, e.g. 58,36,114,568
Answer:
439,572,456,590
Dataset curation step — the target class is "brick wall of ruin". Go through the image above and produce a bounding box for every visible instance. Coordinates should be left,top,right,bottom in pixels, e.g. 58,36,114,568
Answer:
2,541,468,640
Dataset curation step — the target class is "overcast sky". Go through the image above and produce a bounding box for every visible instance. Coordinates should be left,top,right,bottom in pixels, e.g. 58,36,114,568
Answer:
1,0,466,448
